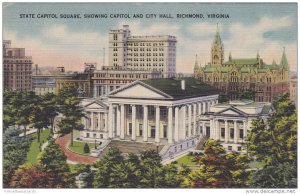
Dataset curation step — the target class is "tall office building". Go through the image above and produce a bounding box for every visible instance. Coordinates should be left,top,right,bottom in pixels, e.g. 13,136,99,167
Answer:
109,25,177,77
3,40,33,91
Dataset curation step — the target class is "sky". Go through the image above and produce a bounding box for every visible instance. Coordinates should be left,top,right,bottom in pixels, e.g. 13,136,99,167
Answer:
2,3,298,73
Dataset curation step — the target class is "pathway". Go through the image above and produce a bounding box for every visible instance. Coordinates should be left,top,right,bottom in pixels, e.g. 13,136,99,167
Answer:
55,134,98,164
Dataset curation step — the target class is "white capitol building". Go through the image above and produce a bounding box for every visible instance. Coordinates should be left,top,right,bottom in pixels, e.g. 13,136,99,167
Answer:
79,77,272,158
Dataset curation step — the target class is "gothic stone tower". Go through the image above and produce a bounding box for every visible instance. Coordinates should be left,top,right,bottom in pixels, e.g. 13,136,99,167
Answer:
211,24,224,65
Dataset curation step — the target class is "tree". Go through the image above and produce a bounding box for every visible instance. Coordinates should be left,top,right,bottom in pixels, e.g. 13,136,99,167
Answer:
3,128,32,187
17,91,39,137
93,147,124,188
73,163,93,188
41,93,59,134
139,150,165,188
58,86,85,146
29,95,50,143
83,143,90,153
182,139,249,188
246,94,297,188
37,141,75,188
9,164,50,188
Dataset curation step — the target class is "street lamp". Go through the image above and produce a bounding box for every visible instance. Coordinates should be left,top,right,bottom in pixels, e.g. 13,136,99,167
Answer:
94,139,97,149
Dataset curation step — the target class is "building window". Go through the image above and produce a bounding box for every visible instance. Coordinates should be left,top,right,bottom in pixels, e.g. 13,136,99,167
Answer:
206,127,210,137
228,146,232,151
93,133,96,138
151,126,155,137
163,125,167,138
100,134,103,139
230,128,234,139
129,123,132,135
139,124,143,136
86,133,90,138
237,146,242,151
221,128,225,138
239,129,244,139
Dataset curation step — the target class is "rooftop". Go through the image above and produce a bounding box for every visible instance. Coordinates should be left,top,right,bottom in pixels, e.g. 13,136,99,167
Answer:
141,77,219,99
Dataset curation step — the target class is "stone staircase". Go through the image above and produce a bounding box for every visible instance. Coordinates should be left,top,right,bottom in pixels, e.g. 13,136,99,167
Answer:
99,140,164,159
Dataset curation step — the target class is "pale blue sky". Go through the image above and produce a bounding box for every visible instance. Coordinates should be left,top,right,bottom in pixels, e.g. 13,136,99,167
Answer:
3,3,297,72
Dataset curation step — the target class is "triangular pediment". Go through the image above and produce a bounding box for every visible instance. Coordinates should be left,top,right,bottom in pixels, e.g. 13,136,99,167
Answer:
109,81,171,99
85,101,107,109
216,107,246,116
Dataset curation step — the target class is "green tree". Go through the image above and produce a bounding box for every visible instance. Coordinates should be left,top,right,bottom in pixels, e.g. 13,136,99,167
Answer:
246,93,297,188
83,143,90,153
73,163,93,188
17,91,39,137
41,93,59,134
3,128,32,187
38,141,75,188
93,147,124,188
58,86,85,146
139,150,165,188
182,139,249,188
29,95,50,143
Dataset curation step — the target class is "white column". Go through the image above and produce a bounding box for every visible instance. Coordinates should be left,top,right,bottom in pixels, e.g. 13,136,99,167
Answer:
131,105,136,141
224,120,228,143
112,106,115,137
167,106,173,144
215,119,220,140
116,106,121,137
188,104,192,137
234,120,238,143
91,112,94,130
155,106,160,143
98,113,101,131
108,104,113,138
179,105,186,140
243,120,247,140
86,116,89,129
210,119,214,139
208,101,211,112
193,104,197,136
202,122,206,136
198,103,202,115
104,112,108,132
120,104,125,139
174,106,179,142
203,102,206,113
143,105,148,142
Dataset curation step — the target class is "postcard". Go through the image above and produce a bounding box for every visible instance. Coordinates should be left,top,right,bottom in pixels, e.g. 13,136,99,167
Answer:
2,2,297,192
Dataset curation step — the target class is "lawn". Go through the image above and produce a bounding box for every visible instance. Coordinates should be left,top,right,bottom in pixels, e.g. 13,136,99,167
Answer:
68,141,96,155
175,154,198,166
26,129,52,164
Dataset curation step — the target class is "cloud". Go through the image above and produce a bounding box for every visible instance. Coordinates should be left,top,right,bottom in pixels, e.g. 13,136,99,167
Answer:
3,25,108,71
3,15,296,74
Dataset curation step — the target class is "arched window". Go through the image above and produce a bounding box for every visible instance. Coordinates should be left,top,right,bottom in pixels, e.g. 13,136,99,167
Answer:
230,72,238,82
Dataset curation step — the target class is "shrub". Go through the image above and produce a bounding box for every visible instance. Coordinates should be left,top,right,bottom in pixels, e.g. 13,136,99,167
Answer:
83,143,90,154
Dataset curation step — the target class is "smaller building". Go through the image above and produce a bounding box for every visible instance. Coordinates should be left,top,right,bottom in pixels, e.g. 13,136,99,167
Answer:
92,65,162,97
3,40,33,91
199,99,273,151
32,75,56,95
289,75,297,106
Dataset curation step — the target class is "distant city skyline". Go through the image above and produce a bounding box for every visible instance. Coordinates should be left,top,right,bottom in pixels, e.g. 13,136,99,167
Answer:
3,3,297,73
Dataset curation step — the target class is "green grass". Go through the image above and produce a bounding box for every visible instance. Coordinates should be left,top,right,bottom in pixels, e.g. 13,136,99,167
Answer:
68,163,77,173
68,141,96,155
26,129,52,164
249,160,263,169
175,155,198,166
